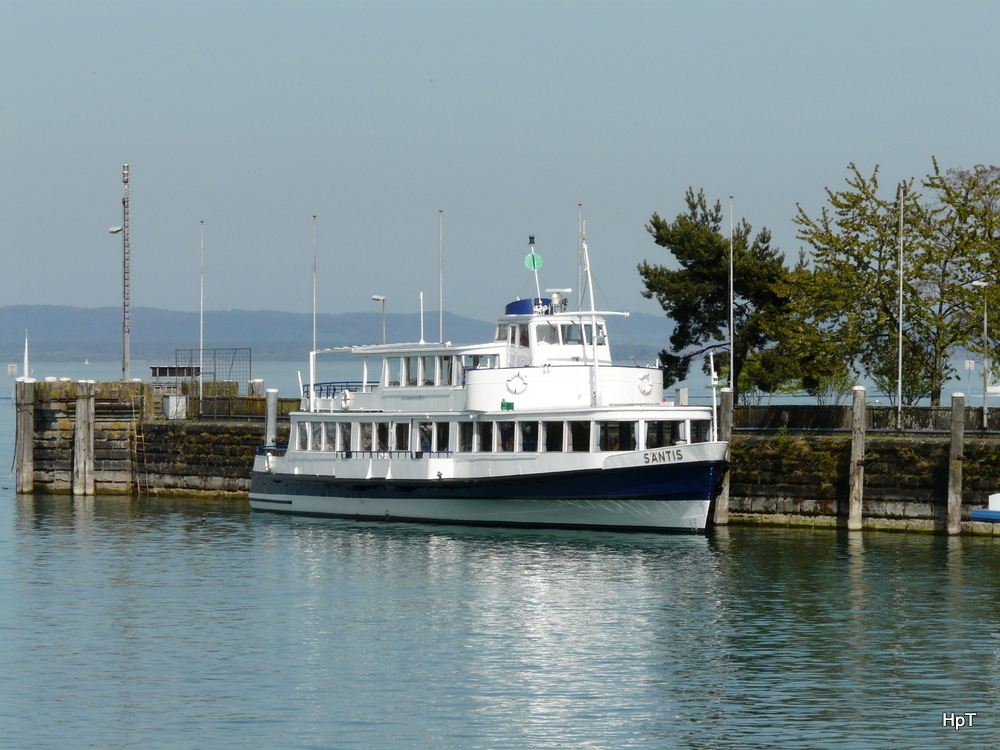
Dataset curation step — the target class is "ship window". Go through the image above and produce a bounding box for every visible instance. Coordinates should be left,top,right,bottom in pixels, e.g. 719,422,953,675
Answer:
543,421,564,452
497,422,514,452
519,325,530,347
360,423,373,451
376,422,389,452
519,421,539,452
296,421,309,451
495,323,509,342
567,421,591,452
436,422,450,452
477,421,494,452
584,322,608,346
323,422,337,451
535,323,558,345
598,421,637,452
645,421,671,450
406,356,419,386
423,356,436,386
561,324,584,345
338,423,351,452
416,422,433,452
442,356,454,385
387,358,401,387
691,419,711,444
394,422,409,451
311,421,323,451
464,354,497,369
458,422,473,452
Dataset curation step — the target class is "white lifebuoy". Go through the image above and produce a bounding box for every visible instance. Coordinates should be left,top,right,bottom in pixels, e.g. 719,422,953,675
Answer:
506,372,527,394
340,389,353,409
638,373,653,396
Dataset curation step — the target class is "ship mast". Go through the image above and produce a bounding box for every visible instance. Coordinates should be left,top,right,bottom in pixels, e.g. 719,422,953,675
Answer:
581,221,602,406
527,235,542,301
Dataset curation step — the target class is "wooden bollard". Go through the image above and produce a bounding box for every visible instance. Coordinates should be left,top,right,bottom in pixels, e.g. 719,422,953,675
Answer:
15,379,35,494
73,380,96,496
713,387,734,526
848,385,866,531
948,392,965,535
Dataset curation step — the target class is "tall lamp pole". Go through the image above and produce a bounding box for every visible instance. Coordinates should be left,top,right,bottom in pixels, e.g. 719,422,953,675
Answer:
973,280,990,429
896,182,906,429
372,295,386,344
729,196,735,391
108,163,130,381
438,210,444,343
199,220,205,405
312,214,317,353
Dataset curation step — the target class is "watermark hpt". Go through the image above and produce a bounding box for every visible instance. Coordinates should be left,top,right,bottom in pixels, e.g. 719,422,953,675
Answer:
942,712,977,729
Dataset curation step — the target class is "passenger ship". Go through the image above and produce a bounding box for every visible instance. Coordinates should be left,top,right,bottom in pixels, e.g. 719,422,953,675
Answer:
249,242,728,532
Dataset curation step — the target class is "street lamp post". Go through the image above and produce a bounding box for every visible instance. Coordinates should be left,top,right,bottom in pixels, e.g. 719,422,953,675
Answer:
973,280,990,429
372,295,386,345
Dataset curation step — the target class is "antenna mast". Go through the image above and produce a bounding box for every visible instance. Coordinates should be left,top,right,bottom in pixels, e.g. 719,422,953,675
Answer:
577,204,584,310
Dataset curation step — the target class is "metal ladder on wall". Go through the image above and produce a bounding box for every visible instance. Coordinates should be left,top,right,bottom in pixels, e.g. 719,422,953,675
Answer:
130,394,148,496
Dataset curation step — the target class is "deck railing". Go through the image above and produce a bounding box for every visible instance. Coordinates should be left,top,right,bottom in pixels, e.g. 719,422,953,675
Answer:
303,381,367,398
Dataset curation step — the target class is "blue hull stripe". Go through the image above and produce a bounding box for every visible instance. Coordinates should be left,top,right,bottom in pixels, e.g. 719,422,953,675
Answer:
251,460,726,503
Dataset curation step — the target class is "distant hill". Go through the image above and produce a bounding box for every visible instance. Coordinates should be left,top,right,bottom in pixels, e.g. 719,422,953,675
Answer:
0,305,672,364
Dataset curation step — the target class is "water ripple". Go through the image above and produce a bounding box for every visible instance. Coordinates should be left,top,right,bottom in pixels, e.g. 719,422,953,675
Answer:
2,496,999,748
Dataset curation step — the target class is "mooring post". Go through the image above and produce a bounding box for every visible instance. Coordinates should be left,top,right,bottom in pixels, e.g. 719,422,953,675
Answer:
948,392,965,535
73,380,96,496
265,388,279,447
713,387,734,526
15,379,35,494
848,385,866,531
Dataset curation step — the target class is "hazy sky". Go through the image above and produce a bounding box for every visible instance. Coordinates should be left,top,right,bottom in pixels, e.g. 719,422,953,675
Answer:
3,0,997,326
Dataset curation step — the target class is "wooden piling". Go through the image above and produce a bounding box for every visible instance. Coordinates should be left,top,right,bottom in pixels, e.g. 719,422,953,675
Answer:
73,380,95,496
265,388,278,446
848,385,866,531
713,388,734,526
15,379,35,494
948,392,965,535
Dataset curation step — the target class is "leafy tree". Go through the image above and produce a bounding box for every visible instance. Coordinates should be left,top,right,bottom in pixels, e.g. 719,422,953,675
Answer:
638,188,790,404
794,161,999,405
757,254,859,404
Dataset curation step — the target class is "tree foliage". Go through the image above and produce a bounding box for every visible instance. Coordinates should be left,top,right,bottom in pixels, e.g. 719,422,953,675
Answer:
794,160,1000,405
638,188,790,404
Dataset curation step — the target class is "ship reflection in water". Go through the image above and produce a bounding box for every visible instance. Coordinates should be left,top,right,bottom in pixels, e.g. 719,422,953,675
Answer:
5,494,1000,748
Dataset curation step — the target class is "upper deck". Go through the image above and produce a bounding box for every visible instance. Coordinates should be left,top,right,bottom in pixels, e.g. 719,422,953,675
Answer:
305,296,663,413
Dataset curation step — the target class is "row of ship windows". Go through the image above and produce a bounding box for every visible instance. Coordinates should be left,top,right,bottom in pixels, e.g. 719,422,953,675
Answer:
383,355,473,388
494,321,608,347
295,418,711,454
379,323,610,389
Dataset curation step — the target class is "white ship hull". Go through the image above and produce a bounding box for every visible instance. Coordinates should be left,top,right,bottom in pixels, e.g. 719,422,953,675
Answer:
250,490,710,532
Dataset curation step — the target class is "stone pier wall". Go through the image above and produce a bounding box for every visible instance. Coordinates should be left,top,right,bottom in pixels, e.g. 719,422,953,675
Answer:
727,433,1000,533
18,379,294,497
15,380,1000,533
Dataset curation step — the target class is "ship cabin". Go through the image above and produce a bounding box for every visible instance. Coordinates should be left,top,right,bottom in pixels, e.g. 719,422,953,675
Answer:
303,295,664,414
285,296,715,463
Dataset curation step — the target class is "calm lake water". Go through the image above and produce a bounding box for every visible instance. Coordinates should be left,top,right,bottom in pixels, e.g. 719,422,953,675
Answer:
2,376,1000,748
